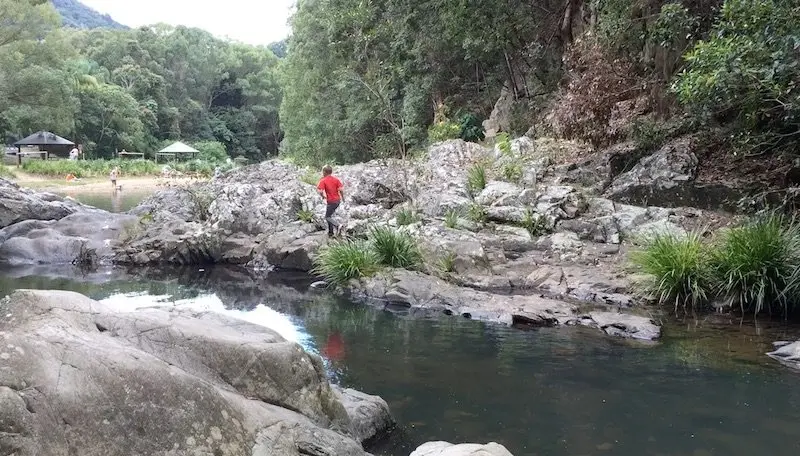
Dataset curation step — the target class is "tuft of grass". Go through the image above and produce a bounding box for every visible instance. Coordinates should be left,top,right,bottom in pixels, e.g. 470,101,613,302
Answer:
630,232,712,311
467,203,487,224
369,226,423,269
297,209,314,223
465,163,487,197
438,250,457,274
500,162,522,183
496,132,512,156
396,207,421,226
444,208,460,229
0,164,16,179
520,209,547,237
711,215,800,316
313,240,380,286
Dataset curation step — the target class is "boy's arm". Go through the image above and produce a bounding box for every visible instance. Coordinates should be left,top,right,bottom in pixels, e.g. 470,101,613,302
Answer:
338,181,345,202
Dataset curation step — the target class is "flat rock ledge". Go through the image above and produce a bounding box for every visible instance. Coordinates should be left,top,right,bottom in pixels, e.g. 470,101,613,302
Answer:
351,270,661,341
0,289,392,456
767,341,800,371
410,441,515,456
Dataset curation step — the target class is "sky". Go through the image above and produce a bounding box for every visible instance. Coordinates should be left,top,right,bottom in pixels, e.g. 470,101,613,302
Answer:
79,0,294,46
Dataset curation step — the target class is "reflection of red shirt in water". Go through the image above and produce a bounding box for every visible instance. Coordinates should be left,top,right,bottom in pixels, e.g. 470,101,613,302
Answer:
322,332,345,361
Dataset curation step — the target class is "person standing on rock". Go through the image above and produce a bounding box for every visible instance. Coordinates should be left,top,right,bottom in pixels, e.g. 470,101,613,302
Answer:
317,165,344,237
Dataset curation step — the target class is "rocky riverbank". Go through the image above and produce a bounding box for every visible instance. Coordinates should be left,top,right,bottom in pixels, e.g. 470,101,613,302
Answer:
109,136,748,341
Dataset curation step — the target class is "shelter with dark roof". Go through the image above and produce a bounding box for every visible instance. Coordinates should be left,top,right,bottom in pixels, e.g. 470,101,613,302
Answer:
11,131,76,164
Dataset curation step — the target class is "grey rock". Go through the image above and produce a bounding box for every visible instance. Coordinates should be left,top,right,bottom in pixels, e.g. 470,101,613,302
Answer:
767,341,800,371
333,386,394,443
0,178,87,229
410,441,515,456
0,289,390,455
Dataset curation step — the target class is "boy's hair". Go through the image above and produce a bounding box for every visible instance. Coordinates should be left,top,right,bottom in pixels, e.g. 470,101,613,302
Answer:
322,165,333,176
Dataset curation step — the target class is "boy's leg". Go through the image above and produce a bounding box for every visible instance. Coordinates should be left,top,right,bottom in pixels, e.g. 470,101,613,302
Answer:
325,202,340,235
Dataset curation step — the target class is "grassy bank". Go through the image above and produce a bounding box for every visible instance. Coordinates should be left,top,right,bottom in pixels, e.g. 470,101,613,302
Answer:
19,159,230,178
631,215,800,316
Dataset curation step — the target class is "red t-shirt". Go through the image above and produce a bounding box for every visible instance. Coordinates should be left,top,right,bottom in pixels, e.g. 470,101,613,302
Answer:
317,175,343,203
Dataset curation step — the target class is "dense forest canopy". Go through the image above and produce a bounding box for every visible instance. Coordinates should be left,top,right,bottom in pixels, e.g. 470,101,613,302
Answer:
1,0,282,160
2,0,798,164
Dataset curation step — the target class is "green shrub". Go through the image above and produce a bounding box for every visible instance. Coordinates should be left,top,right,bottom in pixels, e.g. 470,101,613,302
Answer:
630,118,668,152
711,215,800,316
496,132,512,156
630,232,713,310
428,121,462,142
297,209,314,223
444,208,460,229
396,207,421,226
313,240,380,286
369,226,422,269
467,203,487,224
193,141,228,163
500,162,523,183
673,0,800,153
520,209,547,237
458,113,485,143
21,159,162,178
0,164,15,179
300,167,319,186
466,163,487,197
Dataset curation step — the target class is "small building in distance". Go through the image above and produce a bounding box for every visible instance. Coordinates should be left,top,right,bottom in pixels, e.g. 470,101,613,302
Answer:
12,131,76,163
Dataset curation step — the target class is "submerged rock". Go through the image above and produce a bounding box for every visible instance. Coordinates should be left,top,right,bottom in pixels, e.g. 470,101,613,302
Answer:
410,441,514,456
0,289,392,455
353,270,661,340
767,341,800,371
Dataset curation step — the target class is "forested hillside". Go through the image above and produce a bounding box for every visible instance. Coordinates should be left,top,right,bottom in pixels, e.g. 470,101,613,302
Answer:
1,0,281,160
51,0,126,29
280,0,799,166
2,0,798,166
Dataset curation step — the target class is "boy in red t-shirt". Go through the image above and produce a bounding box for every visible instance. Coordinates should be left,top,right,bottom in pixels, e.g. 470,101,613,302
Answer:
317,165,344,237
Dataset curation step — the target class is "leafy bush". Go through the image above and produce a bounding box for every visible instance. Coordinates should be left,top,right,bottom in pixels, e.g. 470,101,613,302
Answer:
630,232,713,310
444,208,460,229
711,215,800,315
458,113,485,143
466,163,487,197
369,226,422,269
313,240,380,286
496,132,512,156
395,207,421,226
193,141,228,163
299,167,319,186
673,0,800,152
630,118,668,152
428,121,462,142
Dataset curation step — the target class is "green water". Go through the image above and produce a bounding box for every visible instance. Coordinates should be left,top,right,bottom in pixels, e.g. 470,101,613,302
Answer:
59,189,152,212
2,266,800,456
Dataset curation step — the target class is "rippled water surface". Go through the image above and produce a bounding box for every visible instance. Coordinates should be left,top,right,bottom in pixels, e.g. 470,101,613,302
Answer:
59,188,153,212
2,266,800,456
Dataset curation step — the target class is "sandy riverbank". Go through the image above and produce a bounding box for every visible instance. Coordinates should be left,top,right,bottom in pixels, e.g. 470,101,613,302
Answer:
9,171,206,194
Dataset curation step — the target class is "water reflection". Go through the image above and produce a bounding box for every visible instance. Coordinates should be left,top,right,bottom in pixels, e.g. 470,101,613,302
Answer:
2,266,800,456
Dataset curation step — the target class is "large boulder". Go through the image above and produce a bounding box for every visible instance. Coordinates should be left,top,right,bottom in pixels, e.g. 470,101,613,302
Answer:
0,179,86,229
0,289,393,455
410,441,514,456
767,341,800,371
0,209,136,266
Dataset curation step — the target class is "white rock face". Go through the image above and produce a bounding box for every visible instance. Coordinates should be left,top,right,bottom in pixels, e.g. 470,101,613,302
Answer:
410,441,515,456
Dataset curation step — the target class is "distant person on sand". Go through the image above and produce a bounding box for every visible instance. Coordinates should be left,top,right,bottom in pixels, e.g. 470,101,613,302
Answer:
317,165,344,237
110,166,119,189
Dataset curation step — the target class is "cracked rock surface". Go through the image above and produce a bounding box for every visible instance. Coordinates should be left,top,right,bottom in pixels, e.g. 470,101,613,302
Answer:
0,289,392,456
